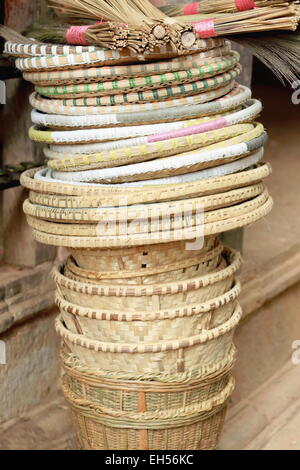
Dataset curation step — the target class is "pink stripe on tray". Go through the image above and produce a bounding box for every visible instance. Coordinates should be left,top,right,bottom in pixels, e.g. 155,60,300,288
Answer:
148,117,228,143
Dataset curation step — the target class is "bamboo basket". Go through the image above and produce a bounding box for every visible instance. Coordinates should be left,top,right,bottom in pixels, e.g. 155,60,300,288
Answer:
61,348,236,450
55,302,241,373
68,236,218,271
64,241,224,285
56,280,240,343
53,248,240,311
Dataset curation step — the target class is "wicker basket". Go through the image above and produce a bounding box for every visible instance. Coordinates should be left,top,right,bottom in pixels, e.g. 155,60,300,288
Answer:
65,241,224,285
56,278,240,343
69,236,218,271
53,248,240,312
55,302,241,374
61,348,236,450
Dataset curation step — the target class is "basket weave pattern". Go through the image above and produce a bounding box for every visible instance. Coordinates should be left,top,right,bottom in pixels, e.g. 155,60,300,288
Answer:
5,32,274,449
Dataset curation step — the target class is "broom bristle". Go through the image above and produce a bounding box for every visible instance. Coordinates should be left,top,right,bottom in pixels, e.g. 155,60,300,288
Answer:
0,25,38,44
233,32,300,84
161,0,297,16
24,24,70,44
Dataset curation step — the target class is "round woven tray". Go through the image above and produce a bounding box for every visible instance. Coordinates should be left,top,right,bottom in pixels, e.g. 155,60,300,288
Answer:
4,41,107,57
28,180,264,212
33,53,239,98
24,184,267,224
55,303,241,373
44,122,263,173
15,38,225,71
29,81,245,116
34,94,259,132
38,104,242,134
44,120,252,168
49,127,266,182
23,44,232,85
20,163,272,203
34,67,240,104
29,104,256,149
32,102,257,140
28,195,273,248
50,141,266,185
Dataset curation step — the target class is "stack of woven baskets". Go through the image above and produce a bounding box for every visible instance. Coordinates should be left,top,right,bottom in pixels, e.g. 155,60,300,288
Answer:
4,35,273,449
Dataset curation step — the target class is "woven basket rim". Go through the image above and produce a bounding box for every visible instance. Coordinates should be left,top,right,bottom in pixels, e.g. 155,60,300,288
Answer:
30,195,273,247
33,67,240,103
33,54,239,97
61,375,235,425
25,190,269,239
65,241,223,279
49,133,266,185
29,82,244,116
24,181,265,221
20,163,272,198
56,279,241,321
23,46,233,85
61,344,237,384
15,38,225,71
55,303,241,353
53,248,241,297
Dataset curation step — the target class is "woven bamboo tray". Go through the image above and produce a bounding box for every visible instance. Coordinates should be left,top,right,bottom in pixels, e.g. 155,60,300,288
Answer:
24,181,265,223
29,81,244,116
45,121,253,167
36,93,256,132
50,149,265,190
23,44,232,85
21,163,272,205
34,67,240,102
49,130,266,184
53,250,240,311
65,242,224,285
57,284,240,342
21,163,271,202
62,349,235,450
14,38,226,71
40,106,244,137
29,195,273,248
28,182,264,211
33,54,239,98
24,189,269,234
4,41,106,57
32,105,258,143
55,303,241,373
29,84,246,117
68,236,218,272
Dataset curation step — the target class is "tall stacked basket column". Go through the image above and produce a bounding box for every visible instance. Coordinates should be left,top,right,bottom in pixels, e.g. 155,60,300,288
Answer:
6,31,273,449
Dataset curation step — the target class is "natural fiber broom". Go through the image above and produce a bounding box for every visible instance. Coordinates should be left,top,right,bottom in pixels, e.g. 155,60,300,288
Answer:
233,32,300,83
160,0,296,16
175,3,299,37
24,22,163,53
48,0,196,50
